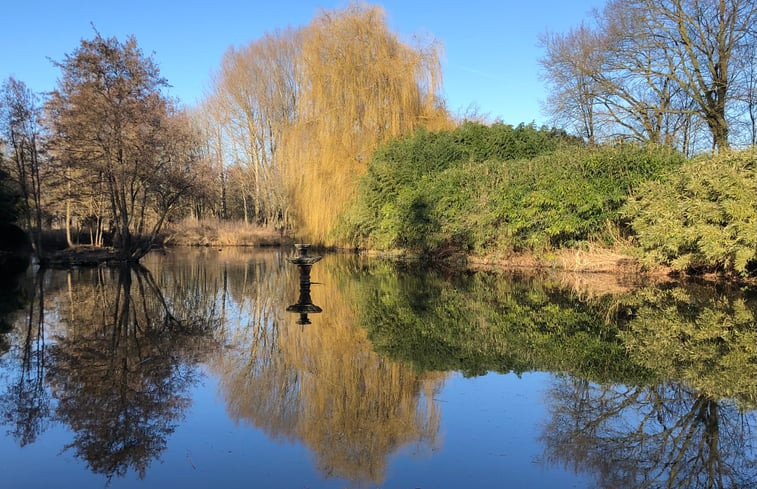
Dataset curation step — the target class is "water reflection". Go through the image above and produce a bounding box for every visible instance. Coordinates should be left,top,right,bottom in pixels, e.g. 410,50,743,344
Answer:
0,263,222,480
356,263,645,381
0,250,754,487
352,263,757,487
209,252,442,483
285,244,323,324
0,265,31,355
0,269,48,447
543,378,756,488
357,264,757,404
621,284,757,409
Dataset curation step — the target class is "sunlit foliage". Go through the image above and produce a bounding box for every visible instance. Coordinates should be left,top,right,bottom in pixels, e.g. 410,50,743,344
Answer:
200,3,449,243
280,3,449,244
624,149,757,274
343,125,682,253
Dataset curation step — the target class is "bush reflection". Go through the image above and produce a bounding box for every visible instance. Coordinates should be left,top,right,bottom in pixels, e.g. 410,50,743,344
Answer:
0,250,753,487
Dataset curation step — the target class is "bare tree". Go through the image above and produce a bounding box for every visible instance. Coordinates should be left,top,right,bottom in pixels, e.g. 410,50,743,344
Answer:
741,28,757,145
46,33,202,260
540,25,601,144
626,0,755,150
205,29,301,228
541,0,757,151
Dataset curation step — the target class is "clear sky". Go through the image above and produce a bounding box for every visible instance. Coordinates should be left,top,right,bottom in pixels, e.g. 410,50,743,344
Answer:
0,0,602,126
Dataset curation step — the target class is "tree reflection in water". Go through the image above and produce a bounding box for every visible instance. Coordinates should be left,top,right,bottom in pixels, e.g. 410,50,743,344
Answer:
543,379,756,489
211,253,443,484
0,269,50,447
0,250,754,487
349,263,757,488
541,284,757,489
0,262,221,481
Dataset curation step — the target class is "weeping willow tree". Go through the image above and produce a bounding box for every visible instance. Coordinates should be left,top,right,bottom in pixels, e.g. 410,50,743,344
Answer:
281,3,449,244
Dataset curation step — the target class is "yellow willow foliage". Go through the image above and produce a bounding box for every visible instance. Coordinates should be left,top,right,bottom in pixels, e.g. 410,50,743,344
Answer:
211,255,445,484
282,3,451,244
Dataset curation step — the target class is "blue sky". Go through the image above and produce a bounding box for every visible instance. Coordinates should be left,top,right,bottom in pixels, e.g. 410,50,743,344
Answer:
0,0,601,126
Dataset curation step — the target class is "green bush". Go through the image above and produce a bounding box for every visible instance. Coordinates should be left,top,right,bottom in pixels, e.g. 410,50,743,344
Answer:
471,144,682,252
623,149,756,274
337,121,580,248
341,127,682,254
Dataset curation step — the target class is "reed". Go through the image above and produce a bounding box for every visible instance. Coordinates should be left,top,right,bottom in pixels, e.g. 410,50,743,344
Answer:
162,218,287,247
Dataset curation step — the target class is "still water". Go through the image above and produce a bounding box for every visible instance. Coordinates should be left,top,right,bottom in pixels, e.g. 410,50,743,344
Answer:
0,249,754,488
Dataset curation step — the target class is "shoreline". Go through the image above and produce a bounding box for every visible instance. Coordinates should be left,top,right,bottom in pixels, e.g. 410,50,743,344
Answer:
356,246,756,289
26,242,757,289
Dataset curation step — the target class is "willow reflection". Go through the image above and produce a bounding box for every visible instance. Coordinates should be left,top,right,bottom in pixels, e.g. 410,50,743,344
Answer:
210,254,443,484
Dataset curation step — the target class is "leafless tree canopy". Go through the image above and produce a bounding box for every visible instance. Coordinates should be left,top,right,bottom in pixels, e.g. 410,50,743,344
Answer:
46,33,203,259
541,0,757,152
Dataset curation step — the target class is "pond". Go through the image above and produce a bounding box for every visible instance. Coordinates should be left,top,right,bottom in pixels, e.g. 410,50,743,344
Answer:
0,249,755,488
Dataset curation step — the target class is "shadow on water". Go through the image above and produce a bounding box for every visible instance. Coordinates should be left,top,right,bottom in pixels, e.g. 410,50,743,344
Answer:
0,249,754,487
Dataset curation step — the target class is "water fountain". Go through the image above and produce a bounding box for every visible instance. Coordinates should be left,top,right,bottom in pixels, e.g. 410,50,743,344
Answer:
286,244,322,324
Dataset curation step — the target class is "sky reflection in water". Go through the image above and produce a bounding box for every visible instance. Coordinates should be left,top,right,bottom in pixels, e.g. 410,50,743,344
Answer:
0,249,754,488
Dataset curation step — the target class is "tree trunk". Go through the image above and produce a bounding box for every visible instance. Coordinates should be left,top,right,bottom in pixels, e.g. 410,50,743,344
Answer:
221,170,228,220
30,139,43,258
242,193,249,225
66,198,74,248
708,113,730,152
